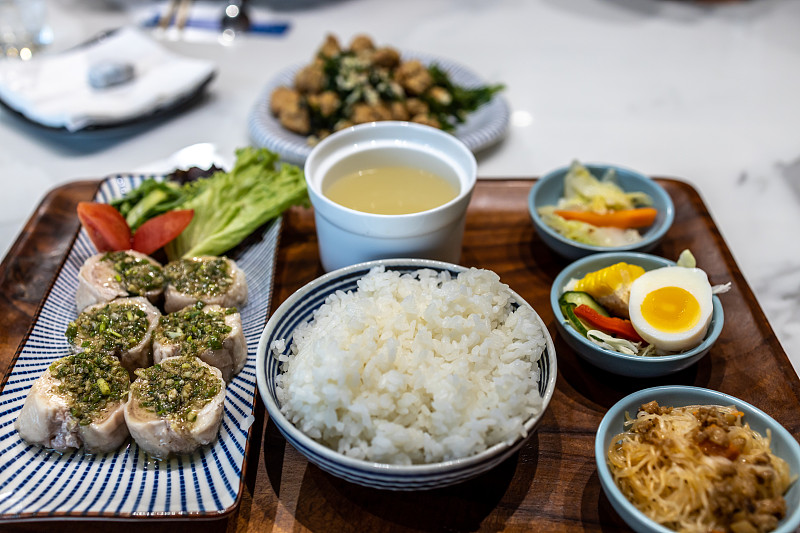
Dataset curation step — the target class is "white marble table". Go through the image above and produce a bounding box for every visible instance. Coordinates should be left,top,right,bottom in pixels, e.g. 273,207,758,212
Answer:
1,0,798,375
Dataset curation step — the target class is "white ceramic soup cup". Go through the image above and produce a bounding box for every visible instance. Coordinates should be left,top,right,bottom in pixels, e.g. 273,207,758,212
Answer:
304,121,477,272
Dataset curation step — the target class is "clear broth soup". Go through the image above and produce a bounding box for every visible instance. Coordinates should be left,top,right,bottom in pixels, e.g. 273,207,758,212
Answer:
323,166,459,215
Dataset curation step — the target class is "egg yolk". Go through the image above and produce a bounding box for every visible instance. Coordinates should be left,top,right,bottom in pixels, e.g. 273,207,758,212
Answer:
640,286,701,333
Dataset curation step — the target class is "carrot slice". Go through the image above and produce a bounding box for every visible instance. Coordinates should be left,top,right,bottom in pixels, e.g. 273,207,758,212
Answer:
573,304,644,343
77,202,132,252
554,207,658,229
131,210,194,255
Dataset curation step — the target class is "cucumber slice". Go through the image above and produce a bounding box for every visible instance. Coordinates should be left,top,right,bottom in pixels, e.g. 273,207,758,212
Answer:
560,291,610,317
560,302,589,337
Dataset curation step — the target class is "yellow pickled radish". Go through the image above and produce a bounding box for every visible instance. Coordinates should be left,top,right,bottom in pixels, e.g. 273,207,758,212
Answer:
573,262,645,318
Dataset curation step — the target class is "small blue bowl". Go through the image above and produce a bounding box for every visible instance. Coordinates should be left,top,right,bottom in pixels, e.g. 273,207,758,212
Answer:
550,252,723,378
596,386,800,533
256,258,558,490
529,163,675,260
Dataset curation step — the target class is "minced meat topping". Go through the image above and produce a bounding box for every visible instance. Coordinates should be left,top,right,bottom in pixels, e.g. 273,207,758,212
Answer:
628,402,788,532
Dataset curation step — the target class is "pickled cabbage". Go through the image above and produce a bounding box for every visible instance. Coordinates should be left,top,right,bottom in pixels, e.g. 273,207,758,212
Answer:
538,209,643,247
538,160,653,246
559,160,652,213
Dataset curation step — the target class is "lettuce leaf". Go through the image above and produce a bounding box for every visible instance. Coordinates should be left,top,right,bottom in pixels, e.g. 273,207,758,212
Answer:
164,147,308,260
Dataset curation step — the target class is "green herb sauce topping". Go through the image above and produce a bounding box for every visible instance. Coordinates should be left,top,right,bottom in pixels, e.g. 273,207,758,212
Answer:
155,302,233,355
66,302,151,353
102,251,165,295
50,351,130,426
132,356,221,424
164,257,233,297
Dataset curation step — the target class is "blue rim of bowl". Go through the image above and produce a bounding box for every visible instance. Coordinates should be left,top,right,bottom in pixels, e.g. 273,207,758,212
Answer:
595,385,800,533
528,163,676,254
549,251,724,366
256,258,558,477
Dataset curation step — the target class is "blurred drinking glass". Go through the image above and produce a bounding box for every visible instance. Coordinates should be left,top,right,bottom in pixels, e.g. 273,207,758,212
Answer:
0,0,50,60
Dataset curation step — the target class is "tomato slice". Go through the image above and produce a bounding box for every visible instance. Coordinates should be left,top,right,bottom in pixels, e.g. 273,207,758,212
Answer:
77,202,132,252
132,209,194,255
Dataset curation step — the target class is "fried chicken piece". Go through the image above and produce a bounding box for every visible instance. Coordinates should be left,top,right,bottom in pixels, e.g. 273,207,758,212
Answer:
394,60,433,95
270,86,302,116
351,102,393,124
333,119,354,132
278,105,310,135
389,101,409,121
271,84,311,134
411,113,441,129
405,97,429,116
349,34,374,54
294,63,326,94
372,47,401,69
318,34,341,59
307,90,341,117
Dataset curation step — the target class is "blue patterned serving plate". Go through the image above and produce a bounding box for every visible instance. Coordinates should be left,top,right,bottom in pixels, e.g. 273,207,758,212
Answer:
256,258,557,490
0,175,279,520
248,53,511,165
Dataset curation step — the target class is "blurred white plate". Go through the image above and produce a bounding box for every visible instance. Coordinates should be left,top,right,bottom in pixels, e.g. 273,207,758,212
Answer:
248,53,510,165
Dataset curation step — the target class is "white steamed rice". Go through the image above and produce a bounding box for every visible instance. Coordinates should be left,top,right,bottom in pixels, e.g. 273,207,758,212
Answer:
272,266,547,465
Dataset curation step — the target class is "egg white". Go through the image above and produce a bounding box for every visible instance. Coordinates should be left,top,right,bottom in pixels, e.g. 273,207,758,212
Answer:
628,266,713,352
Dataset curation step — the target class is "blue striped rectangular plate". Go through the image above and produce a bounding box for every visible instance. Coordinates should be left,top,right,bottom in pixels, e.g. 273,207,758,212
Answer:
0,175,279,520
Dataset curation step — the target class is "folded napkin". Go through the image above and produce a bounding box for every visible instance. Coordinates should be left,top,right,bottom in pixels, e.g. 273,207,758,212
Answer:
0,27,216,131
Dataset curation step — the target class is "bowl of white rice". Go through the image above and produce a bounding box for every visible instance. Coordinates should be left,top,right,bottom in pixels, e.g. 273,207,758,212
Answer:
256,258,557,490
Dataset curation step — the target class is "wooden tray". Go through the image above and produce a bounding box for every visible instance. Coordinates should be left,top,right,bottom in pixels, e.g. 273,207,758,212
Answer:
2,178,798,532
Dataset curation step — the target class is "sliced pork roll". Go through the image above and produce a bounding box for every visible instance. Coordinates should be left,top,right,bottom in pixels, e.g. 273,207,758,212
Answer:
66,296,161,374
153,302,246,382
15,351,130,453
163,256,247,313
125,355,226,458
76,250,165,312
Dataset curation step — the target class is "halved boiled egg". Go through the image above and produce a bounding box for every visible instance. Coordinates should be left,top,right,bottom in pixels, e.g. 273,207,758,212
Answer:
628,266,713,352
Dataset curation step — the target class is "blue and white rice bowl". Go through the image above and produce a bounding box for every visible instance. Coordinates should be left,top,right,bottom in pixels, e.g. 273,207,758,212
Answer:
256,258,557,490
